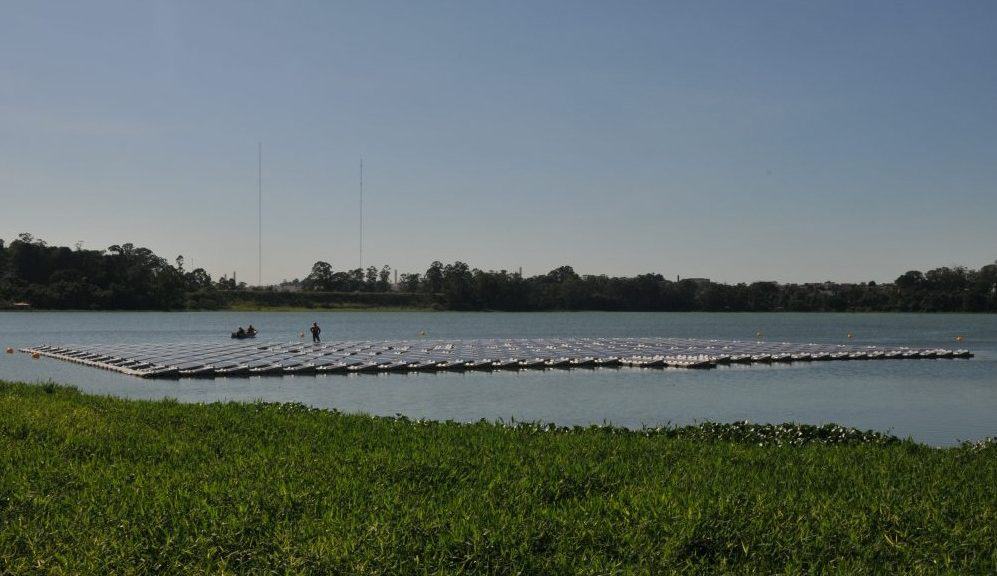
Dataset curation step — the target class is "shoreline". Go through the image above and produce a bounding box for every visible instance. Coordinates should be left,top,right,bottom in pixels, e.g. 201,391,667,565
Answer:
2,307,994,314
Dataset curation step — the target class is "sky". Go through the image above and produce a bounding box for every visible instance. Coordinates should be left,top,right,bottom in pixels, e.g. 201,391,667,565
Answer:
2,1,996,285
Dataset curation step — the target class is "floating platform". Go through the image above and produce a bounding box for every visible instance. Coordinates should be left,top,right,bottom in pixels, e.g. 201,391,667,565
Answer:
19,338,973,379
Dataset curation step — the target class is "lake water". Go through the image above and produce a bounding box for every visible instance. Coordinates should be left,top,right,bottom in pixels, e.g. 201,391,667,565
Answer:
1,311,994,445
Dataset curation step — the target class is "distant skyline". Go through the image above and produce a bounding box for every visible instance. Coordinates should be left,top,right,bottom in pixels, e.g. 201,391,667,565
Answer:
2,1,996,284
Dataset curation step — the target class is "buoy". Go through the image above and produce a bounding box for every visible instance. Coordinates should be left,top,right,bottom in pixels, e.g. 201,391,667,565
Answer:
847,332,854,339
31,352,40,359
4,347,12,354
955,335,964,342
419,330,427,337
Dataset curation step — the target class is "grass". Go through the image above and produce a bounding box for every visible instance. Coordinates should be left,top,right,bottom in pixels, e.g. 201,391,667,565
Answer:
1,381,994,574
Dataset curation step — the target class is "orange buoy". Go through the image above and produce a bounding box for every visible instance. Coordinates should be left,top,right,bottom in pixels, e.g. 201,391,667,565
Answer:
31,352,40,359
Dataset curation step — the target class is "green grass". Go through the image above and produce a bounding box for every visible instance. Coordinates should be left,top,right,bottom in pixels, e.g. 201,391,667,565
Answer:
1,381,994,574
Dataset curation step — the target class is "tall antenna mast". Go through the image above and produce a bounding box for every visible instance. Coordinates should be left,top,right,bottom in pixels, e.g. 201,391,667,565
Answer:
360,157,364,271
256,142,263,286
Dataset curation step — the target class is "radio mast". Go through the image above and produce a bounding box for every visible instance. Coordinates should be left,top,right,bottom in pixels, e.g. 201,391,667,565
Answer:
256,142,263,286
360,156,363,274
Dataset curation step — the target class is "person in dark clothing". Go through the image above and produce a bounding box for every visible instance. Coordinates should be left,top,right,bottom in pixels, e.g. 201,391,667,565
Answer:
310,322,321,343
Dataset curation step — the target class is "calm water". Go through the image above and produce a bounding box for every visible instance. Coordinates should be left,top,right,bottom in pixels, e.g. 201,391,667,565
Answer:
1,311,994,445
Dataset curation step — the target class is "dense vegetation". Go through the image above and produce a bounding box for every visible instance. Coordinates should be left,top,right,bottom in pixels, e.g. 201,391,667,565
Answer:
0,234,213,310
303,260,997,312
2,234,995,311
1,380,994,574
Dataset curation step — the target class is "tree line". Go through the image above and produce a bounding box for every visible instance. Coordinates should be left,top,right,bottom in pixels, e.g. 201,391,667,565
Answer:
0,234,218,310
1,234,995,312
300,260,997,312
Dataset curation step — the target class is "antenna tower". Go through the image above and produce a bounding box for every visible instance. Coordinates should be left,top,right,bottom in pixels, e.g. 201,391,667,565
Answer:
256,142,263,286
360,157,364,271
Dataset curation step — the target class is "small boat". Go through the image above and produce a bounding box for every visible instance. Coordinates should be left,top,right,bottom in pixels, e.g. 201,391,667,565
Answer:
231,331,257,339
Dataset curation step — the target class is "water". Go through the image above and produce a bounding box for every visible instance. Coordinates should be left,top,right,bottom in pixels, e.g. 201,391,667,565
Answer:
1,311,994,445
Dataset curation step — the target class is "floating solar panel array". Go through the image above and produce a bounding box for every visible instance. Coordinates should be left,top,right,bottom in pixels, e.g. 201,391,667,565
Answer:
19,338,973,379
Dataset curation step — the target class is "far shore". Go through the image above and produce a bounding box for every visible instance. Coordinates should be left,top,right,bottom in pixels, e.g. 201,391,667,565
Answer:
1,306,993,314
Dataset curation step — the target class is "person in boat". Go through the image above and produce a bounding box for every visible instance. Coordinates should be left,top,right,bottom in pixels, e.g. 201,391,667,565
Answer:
310,322,321,343
235,327,246,338
247,324,257,336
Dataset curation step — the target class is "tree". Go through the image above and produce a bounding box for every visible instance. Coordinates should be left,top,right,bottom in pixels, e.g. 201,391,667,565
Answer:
895,270,925,291
423,261,444,293
304,261,334,291
378,266,392,291
442,261,474,308
545,266,579,284
2,233,995,313
184,268,213,291
399,273,421,293
365,266,379,289
18,233,45,246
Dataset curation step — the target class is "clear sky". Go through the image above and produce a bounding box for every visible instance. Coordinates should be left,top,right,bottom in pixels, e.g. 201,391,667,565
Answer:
2,1,995,284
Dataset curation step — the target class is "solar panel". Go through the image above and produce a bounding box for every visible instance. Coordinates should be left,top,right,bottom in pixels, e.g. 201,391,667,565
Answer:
20,338,973,379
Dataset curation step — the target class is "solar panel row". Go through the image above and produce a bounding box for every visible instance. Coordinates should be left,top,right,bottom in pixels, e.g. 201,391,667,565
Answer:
20,338,973,379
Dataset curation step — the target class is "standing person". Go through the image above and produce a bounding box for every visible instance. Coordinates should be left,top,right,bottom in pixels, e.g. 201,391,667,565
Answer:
310,322,321,343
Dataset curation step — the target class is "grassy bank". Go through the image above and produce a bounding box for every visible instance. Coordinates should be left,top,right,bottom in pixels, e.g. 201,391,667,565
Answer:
1,381,994,574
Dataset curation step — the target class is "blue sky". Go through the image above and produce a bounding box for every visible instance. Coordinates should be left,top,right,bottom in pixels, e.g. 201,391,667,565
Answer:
2,1,995,284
